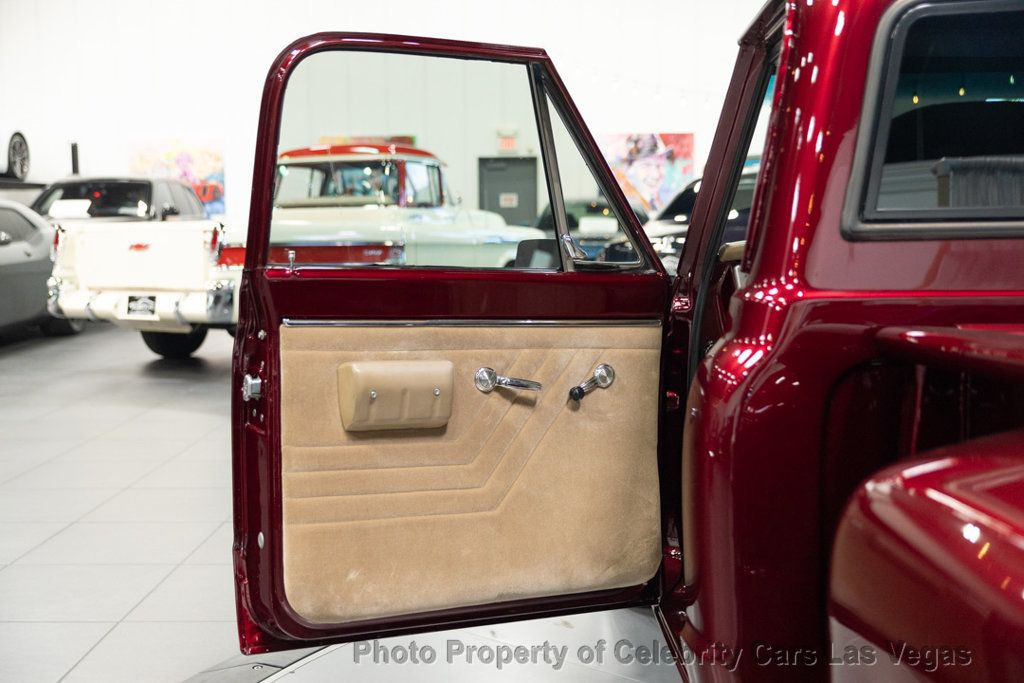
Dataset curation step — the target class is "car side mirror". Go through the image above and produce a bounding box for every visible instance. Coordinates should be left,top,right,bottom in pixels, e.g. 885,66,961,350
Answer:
160,203,180,220
513,238,559,269
0,231,12,246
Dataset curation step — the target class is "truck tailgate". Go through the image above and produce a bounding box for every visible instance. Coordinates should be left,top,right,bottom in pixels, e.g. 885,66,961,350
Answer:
68,219,216,292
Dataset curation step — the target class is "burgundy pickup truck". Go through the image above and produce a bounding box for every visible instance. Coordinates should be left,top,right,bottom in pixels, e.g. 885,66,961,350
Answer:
229,0,1024,679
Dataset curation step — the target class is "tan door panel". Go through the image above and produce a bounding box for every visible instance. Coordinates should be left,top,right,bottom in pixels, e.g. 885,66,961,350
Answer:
279,322,662,625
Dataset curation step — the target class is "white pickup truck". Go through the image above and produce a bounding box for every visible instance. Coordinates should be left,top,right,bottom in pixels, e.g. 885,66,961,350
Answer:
39,177,242,358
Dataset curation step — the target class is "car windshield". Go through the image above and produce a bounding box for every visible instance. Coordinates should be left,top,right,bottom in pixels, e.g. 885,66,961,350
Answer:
659,174,757,226
275,160,399,207
34,181,152,218
535,199,648,232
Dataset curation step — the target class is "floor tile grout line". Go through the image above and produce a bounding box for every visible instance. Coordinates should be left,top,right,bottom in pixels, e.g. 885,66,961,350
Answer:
0,424,168,488
179,520,230,565
59,520,229,682
0,397,179,486
0,426,218,573
0,443,81,487
55,622,122,683
0,462,172,570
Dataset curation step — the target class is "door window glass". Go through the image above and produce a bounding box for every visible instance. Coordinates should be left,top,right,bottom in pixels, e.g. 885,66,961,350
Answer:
0,208,35,241
544,93,641,265
271,50,648,270
181,185,206,216
152,182,172,215
404,161,441,207
273,51,552,268
866,6,1024,219
169,183,196,217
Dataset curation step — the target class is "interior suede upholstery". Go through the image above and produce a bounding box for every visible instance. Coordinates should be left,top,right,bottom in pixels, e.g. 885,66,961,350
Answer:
279,323,663,624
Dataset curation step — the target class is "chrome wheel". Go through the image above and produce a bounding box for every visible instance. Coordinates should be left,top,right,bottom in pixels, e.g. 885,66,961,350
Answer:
6,133,29,181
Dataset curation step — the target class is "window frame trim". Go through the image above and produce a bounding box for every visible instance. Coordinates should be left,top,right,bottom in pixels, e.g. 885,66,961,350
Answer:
536,68,648,272
842,0,1024,241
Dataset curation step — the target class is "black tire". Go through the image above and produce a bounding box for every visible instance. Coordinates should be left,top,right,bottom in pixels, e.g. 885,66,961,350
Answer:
40,317,84,336
5,133,29,181
141,327,208,359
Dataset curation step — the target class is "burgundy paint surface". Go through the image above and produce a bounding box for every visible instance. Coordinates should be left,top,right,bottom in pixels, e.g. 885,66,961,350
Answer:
876,326,1024,382
665,0,1024,680
831,433,1024,681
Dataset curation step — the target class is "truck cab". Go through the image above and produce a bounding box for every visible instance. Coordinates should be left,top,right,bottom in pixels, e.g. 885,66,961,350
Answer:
268,143,545,268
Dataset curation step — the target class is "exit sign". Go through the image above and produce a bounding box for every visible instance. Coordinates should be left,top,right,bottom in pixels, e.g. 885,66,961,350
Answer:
497,130,517,153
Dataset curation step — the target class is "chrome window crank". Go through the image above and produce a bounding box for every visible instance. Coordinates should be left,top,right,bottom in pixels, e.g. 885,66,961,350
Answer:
568,364,615,401
475,367,542,393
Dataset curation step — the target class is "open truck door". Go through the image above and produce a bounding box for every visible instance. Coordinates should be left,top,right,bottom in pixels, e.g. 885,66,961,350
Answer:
230,32,677,653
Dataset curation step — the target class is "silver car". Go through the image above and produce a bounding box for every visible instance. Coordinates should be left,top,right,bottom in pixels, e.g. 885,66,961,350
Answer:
0,199,82,334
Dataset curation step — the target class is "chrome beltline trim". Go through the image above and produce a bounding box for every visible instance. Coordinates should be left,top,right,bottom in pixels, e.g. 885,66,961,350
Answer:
281,318,662,328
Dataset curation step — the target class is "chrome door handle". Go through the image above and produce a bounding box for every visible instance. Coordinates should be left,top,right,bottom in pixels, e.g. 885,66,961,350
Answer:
474,367,542,393
568,364,615,401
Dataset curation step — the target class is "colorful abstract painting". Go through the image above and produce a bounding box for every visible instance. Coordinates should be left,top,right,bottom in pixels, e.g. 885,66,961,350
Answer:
596,133,695,214
131,141,225,216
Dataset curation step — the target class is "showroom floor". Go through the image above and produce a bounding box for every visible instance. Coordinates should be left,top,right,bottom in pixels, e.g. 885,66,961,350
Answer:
0,323,239,682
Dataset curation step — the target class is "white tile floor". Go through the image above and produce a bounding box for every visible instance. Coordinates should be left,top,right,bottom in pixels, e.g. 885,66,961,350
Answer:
0,323,679,683
0,324,239,682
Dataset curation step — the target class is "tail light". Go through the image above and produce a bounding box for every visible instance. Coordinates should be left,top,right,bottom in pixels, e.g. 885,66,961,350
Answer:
207,224,225,264
217,245,246,267
50,224,65,262
214,242,405,268
267,242,405,265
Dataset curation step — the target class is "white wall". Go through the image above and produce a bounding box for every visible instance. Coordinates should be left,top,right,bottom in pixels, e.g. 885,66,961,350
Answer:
0,0,764,234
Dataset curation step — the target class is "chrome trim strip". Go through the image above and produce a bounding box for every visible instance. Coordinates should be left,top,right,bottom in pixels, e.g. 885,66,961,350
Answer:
269,240,403,248
173,299,188,326
84,299,99,322
281,318,661,328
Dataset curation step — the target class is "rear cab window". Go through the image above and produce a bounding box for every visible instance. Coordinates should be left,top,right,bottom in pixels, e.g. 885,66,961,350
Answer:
845,0,1024,238
34,180,153,219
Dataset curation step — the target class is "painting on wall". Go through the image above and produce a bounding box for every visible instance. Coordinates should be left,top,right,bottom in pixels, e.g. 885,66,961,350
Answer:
130,141,225,216
596,133,695,215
